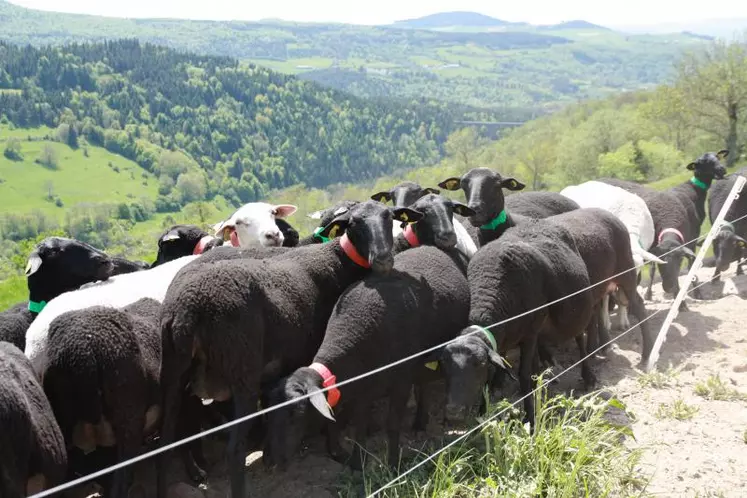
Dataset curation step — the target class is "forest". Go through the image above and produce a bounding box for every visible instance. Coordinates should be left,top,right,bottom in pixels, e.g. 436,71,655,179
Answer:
0,0,709,111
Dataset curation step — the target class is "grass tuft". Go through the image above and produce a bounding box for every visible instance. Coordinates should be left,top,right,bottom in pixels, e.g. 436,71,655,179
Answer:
637,365,681,389
694,374,747,402
342,384,647,497
655,398,699,421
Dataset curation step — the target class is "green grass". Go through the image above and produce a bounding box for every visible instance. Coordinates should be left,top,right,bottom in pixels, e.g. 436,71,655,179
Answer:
0,131,158,219
694,374,747,402
341,385,647,497
637,365,681,389
655,398,700,421
0,274,25,310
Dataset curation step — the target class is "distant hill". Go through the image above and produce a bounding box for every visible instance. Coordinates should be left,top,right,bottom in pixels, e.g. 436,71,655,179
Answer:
0,0,709,111
611,18,747,38
538,20,611,31
392,11,522,28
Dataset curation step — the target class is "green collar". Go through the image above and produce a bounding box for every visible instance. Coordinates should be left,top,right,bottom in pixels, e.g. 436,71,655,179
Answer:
690,177,709,191
472,325,498,352
480,210,508,231
313,227,330,243
28,300,47,313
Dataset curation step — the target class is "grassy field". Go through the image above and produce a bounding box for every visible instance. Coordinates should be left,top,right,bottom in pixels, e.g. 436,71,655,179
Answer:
0,127,158,219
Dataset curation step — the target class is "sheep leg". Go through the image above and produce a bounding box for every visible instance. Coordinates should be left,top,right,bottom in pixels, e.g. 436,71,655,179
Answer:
645,262,656,301
227,390,256,498
737,258,744,276
412,383,429,432
586,303,600,356
576,334,597,391
386,381,412,468
519,336,538,428
111,410,145,498
157,370,187,498
348,402,373,471
178,393,208,483
325,419,349,464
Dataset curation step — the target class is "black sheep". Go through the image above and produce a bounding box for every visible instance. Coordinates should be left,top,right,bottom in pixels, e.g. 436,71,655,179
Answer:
546,208,653,362
156,200,422,498
436,219,594,425
438,167,579,246
0,341,67,498
600,150,728,310
43,298,163,498
1,237,119,350
152,225,224,266
707,167,747,280
370,180,440,207
263,245,470,471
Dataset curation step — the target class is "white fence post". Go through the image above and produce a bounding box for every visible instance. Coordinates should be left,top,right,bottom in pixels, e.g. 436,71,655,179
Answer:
645,174,746,372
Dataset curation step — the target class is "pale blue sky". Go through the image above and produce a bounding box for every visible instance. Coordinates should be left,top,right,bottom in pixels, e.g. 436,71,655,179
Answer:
7,0,746,27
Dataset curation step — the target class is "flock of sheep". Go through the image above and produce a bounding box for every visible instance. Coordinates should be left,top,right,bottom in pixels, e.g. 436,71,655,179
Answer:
1,148,745,498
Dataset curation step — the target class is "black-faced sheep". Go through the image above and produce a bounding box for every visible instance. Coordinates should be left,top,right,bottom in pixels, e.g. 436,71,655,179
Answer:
435,219,594,425
600,150,728,310
707,167,747,280
0,341,67,498
156,200,422,498
263,245,470,471
152,225,224,266
438,167,579,246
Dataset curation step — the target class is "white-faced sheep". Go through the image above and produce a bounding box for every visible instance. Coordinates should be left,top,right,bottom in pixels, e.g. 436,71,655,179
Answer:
0,341,67,498
156,200,422,498
212,202,297,247
435,219,594,425
24,202,286,376
437,167,579,246
600,150,728,310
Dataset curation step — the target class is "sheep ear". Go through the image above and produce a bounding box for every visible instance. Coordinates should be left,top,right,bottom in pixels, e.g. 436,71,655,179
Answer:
736,236,747,248
307,210,324,220
318,218,349,239
500,178,525,191
25,253,43,276
273,205,297,219
161,229,181,242
423,187,441,195
717,149,729,161
681,247,696,259
487,350,517,381
309,392,335,421
393,207,424,224
438,177,461,191
686,162,696,171
452,202,476,217
371,191,392,204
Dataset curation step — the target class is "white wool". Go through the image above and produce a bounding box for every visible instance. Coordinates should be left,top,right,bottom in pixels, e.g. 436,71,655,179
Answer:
560,180,659,264
25,255,199,376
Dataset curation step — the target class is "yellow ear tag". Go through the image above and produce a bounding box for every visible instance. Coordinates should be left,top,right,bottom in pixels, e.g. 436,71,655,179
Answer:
446,180,459,190
400,212,409,222
510,180,518,188
424,361,439,371
378,195,387,203
327,225,339,238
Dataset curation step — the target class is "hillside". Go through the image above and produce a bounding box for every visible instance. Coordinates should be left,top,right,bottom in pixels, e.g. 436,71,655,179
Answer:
0,1,708,111
391,11,522,29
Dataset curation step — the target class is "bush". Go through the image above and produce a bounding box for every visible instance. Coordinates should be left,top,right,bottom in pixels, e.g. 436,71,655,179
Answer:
3,138,23,161
35,144,59,169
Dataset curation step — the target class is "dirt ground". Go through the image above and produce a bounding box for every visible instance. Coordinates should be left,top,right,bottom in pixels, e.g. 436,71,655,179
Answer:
70,266,747,498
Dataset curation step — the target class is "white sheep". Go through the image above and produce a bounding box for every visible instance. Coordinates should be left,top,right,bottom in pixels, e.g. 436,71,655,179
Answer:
560,181,664,331
25,202,296,377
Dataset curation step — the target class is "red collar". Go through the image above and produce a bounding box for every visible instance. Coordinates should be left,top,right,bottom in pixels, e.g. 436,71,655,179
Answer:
193,235,215,255
658,228,684,245
308,362,341,408
403,224,420,248
340,234,370,268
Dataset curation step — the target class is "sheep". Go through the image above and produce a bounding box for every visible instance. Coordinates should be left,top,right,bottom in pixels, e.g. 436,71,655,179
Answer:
1,237,119,350
545,208,654,361
156,200,423,498
263,245,470,471
434,219,594,425
559,180,665,342
437,167,579,246
0,341,67,498
371,181,478,258
212,202,298,247
24,202,290,376
42,298,162,498
707,167,747,280
599,150,728,310
152,225,224,266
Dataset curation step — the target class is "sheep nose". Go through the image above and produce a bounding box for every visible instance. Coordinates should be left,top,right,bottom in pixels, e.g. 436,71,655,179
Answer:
436,232,457,249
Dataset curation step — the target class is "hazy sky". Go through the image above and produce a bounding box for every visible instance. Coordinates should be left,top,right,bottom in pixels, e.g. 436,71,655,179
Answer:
7,0,746,27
